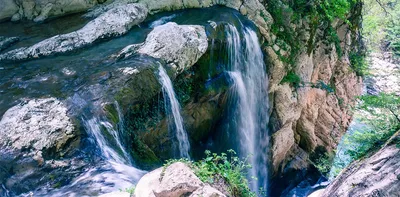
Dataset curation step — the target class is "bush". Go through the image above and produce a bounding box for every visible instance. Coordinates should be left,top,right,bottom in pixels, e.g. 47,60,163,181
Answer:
349,51,369,76
330,93,400,178
164,150,257,197
281,71,302,88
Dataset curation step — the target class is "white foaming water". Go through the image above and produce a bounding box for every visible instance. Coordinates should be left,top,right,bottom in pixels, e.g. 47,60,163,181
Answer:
149,14,177,28
157,65,191,158
83,117,131,165
225,24,269,192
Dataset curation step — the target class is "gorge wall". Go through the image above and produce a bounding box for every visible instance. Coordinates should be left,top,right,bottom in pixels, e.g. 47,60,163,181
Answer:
0,0,363,196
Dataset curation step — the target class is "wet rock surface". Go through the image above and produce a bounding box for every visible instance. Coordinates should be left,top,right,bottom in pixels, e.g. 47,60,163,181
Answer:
135,162,226,197
0,3,148,62
321,136,400,197
0,0,104,22
0,36,19,52
0,98,81,194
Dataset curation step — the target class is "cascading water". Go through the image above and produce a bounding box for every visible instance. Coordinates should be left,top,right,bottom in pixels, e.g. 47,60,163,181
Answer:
82,102,132,165
157,65,191,158
225,24,270,192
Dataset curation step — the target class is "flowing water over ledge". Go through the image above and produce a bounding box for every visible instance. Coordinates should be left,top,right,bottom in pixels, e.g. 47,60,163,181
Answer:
0,6,271,196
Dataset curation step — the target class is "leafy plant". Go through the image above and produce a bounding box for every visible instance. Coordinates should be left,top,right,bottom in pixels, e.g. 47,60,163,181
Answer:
314,152,335,175
164,150,257,197
349,51,370,76
281,71,302,88
330,93,400,178
120,186,135,195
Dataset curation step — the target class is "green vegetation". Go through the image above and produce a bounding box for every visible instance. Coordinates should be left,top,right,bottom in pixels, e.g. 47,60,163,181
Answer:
120,186,135,195
349,51,370,76
280,71,302,88
164,150,258,197
330,93,400,178
363,0,400,57
266,0,358,65
310,146,335,176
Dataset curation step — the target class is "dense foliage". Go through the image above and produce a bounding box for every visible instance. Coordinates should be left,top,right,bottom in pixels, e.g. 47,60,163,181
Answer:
363,0,400,56
329,93,400,178
164,150,258,197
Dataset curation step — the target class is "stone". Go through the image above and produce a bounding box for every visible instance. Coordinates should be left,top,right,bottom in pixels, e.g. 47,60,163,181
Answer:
0,98,76,158
115,22,208,74
33,3,54,23
0,0,19,21
321,144,400,197
0,3,148,62
84,0,138,18
0,98,80,194
190,185,226,197
99,191,131,197
0,36,19,52
135,162,204,197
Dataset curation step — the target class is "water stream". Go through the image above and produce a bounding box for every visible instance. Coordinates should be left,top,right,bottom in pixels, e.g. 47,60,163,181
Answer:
158,65,191,158
82,102,132,165
225,24,270,192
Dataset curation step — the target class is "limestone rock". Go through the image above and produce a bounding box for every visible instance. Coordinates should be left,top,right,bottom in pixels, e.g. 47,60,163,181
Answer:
189,185,226,197
115,22,208,74
0,0,18,21
99,191,131,197
0,36,19,52
0,98,80,194
321,144,400,197
135,162,204,197
0,0,102,22
0,98,75,158
0,3,148,62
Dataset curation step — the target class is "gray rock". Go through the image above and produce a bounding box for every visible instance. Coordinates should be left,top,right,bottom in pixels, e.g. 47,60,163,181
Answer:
321,143,400,197
0,98,75,158
0,36,19,52
84,0,138,18
0,3,148,62
115,22,208,74
0,0,103,22
189,185,226,197
0,0,19,21
0,98,80,193
135,162,226,197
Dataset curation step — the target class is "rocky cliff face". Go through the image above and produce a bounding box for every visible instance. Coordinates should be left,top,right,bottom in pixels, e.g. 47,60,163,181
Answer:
267,23,363,194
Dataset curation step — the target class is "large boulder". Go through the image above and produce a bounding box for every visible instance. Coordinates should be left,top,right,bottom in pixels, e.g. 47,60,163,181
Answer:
115,22,208,74
0,3,148,62
0,0,18,22
321,141,400,197
135,162,226,197
0,0,104,22
0,98,80,194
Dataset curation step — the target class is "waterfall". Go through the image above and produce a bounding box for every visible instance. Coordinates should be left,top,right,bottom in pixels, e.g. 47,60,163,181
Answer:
225,24,269,192
82,102,132,165
157,65,191,158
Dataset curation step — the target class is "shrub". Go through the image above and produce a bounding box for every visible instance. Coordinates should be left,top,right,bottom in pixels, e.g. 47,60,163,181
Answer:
281,71,302,88
164,150,257,197
349,51,370,76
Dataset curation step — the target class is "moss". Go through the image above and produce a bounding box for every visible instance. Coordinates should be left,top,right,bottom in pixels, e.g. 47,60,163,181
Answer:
280,71,301,88
104,103,119,126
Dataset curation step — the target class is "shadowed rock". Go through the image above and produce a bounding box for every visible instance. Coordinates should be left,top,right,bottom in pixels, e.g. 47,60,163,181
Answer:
0,3,148,62
0,36,19,52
